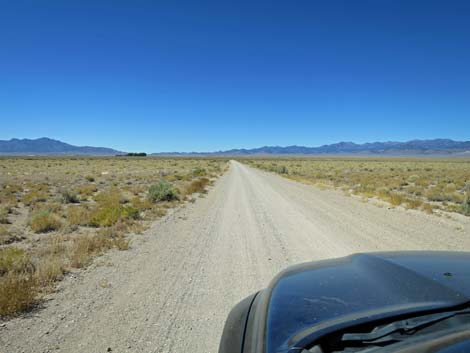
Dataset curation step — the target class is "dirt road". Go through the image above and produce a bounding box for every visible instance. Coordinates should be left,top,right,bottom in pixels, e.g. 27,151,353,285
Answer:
1,161,469,353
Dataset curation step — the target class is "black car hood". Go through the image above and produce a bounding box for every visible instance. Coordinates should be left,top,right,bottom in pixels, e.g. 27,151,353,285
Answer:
264,252,470,353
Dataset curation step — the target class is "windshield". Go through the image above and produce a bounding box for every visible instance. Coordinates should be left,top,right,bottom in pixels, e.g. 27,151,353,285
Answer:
316,307,470,352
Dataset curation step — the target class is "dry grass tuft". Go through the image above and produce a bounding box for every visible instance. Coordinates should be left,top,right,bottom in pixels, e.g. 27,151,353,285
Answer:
66,205,92,227
29,209,62,233
0,247,32,275
184,177,210,195
76,184,98,198
389,193,405,206
69,234,107,268
0,248,37,316
404,198,423,210
34,255,66,287
0,273,38,316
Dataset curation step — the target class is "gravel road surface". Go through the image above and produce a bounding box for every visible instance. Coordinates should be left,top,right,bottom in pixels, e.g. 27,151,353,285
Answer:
1,161,469,353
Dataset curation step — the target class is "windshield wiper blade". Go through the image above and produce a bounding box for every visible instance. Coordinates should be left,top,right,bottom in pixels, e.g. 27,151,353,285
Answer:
341,308,470,343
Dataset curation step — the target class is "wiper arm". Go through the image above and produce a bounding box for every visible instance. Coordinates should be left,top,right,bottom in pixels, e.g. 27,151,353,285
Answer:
341,308,470,343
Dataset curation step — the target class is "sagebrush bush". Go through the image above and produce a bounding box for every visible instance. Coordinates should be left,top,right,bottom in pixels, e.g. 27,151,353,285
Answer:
269,164,289,174
148,180,179,202
60,189,80,203
29,210,62,233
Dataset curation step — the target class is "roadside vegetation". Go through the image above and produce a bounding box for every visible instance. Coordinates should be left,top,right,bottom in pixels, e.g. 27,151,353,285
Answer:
0,156,227,316
245,157,470,216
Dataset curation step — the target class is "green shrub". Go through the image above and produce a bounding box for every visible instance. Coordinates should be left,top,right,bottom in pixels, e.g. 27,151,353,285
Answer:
29,210,62,233
90,204,139,227
148,180,179,202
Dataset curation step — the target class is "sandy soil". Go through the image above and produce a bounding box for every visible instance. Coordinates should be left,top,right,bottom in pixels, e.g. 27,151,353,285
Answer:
1,161,469,353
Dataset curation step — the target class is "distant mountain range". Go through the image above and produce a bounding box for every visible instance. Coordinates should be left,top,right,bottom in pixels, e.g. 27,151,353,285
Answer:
154,139,470,156
0,138,123,156
1,137,469,156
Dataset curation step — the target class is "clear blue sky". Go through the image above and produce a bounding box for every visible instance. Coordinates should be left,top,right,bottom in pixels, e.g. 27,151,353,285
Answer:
1,0,469,152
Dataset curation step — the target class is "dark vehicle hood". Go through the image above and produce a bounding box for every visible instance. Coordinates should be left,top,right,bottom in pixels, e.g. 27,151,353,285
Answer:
264,252,470,353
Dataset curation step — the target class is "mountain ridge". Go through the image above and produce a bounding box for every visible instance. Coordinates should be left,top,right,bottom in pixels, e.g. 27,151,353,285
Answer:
153,139,470,156
0,137,123,155
1,137,469,156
